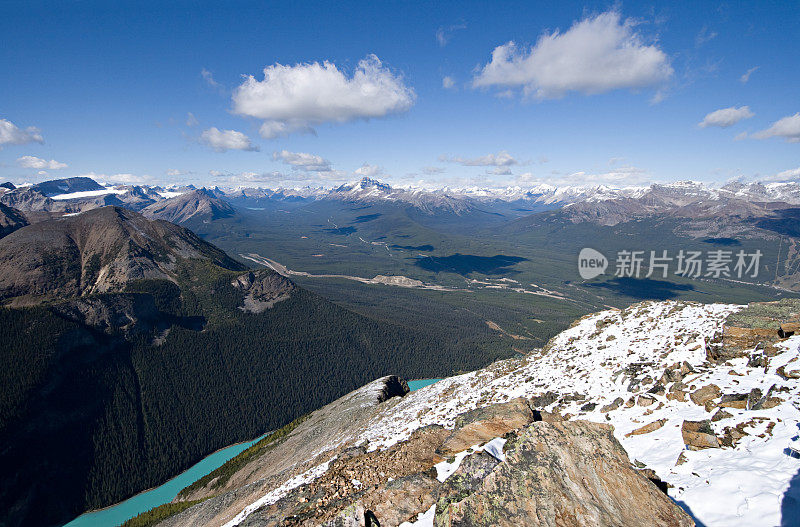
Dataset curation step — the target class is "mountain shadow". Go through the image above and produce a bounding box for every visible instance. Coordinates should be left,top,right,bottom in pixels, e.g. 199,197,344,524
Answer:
391,244,434,251
753,208,800,237
702,237,741,246
585,277,695,300
354,213,382,223
324,226,357,235
414,253,527,276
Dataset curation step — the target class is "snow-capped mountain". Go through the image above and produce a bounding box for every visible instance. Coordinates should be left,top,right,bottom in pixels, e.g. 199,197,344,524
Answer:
324,177,478,214
6,175,800,225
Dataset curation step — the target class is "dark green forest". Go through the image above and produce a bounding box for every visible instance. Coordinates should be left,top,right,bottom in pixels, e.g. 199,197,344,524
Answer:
0,262,515,527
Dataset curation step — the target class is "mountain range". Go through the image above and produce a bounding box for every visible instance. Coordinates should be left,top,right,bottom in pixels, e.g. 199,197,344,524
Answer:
5,176,800,223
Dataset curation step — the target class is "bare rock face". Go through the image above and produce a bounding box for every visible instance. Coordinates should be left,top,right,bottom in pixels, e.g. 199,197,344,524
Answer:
434,420,694,527
437,398,534,456
681,420,720,450
52,293,162,335
231,270,296,313
689,384,720,406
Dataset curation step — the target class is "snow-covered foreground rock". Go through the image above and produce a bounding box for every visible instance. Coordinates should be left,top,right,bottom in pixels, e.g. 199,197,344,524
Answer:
160,300,800,527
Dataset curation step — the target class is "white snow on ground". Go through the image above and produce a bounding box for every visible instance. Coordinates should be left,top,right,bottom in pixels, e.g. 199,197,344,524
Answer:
220,458,335,527
398,504,436,527
227,301,800,526
51,187,126,200
434,436,507,482
158,191,186,199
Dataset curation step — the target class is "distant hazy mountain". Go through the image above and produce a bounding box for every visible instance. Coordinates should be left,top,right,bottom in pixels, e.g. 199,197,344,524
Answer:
7,175,800,229
325,177,479,214
31,176,105,197
0,187,66,212
142,188,236,223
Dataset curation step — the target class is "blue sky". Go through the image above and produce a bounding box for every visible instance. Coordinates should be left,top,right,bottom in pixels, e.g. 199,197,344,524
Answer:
1,0,798,188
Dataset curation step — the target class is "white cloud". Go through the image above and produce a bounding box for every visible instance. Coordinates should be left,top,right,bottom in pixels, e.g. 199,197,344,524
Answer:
166,169,185,176
695,26,717,46
422,166,445,175
740,66,759,83
354,163,383,178
0,118,44,148
441,150,518,167
273,150,332,172
78,172,154,185
436,23,466,47
698,106,755,128
488,166,513,176
215,170,287,183
200,127,259,152
186,112,199,127
442,76,455,89
16,156,67,169
201,68,222,91
114,173,159,184
764,167,800,182
232,55,415,139
734,131,748,141
752,113,800,143
472,11,672,99
517,165,651,187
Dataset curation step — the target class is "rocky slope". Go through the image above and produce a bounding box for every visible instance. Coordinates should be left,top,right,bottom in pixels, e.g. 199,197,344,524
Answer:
0,206,243,305
152,299,800,527
142,188,236,224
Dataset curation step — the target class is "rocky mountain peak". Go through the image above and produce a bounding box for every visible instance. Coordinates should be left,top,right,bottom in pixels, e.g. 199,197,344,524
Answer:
0,206,244,304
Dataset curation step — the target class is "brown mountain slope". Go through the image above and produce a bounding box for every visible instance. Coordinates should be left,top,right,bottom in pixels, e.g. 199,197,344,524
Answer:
0,206,244,305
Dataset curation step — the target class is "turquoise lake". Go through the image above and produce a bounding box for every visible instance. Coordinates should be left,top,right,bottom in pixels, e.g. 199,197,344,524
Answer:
406,378,441,390
64,378,441,527
63,432,268,527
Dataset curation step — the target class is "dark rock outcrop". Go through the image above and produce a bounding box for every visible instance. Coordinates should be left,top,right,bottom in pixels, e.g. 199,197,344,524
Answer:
231,270,296,313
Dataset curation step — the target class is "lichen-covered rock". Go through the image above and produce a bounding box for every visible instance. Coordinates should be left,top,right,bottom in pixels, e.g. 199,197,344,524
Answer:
434,420,694,527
